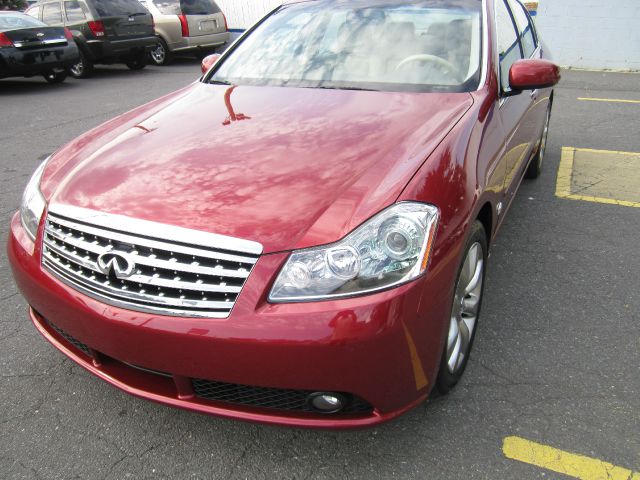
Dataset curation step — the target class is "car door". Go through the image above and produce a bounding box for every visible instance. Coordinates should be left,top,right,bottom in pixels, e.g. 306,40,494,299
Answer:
494,0,534,202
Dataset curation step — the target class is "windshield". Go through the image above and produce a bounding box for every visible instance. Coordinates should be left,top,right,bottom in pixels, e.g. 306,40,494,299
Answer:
0,13,47,32
209,0,483,92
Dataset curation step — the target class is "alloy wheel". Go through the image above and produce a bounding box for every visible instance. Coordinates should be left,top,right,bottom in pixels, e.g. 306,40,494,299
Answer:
446,242,484,374
69,60,84,78
151,43,166,65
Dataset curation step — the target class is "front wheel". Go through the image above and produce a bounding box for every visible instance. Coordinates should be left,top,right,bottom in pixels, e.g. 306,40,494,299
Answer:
436,221,488,394
43,68,67,84
126,54,147,70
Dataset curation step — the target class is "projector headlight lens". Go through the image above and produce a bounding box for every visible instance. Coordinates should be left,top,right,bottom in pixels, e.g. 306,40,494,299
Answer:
269,202,439,302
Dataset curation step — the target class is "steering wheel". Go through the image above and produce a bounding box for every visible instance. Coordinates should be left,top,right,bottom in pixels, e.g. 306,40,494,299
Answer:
395,54,463,82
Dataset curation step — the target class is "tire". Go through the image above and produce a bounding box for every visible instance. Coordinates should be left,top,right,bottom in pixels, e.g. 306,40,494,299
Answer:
525,103,552,179
68,50,94,79
149,38,172,66
43,68,67,84
125,54,147,70
436,220,488,394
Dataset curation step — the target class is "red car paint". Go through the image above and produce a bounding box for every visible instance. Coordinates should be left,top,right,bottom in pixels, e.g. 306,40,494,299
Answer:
8,1,558,428
509,59,561,91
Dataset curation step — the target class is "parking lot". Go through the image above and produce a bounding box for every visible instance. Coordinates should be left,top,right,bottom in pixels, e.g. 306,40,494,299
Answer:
1,63,639,479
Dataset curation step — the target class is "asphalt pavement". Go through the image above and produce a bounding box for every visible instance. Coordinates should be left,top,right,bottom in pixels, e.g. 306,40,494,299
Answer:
1,63,638,479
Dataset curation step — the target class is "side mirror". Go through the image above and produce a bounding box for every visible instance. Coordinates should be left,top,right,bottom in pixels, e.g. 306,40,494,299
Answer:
201,53,221,75
509,59,561,91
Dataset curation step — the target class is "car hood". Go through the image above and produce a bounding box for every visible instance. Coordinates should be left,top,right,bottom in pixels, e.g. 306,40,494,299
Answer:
43,82,473,254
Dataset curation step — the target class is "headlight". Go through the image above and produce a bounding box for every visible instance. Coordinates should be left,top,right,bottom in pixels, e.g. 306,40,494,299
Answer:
269,202,439,302
20,159,48,241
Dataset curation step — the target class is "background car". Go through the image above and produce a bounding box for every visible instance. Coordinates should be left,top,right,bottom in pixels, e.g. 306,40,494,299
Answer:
0,10,78,83
139,0,229,65
25,0,156,78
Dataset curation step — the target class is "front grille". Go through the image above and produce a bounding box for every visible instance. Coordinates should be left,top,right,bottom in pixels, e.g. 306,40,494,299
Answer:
192,379,373,414
42,206,262,318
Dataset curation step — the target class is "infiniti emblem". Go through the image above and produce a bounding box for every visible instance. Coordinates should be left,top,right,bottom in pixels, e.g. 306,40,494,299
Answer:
97,251,135,279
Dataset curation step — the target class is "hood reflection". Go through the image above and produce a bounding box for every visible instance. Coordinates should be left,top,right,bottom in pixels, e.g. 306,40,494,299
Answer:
222,86,252,126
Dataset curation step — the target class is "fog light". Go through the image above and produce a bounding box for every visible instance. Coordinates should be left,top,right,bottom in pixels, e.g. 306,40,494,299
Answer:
308,392,345,413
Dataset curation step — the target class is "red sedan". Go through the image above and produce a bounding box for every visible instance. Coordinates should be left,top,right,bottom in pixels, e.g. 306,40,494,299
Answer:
8,0,559,428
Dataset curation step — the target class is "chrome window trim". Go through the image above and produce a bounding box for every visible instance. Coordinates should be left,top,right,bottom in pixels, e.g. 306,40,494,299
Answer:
478,0,489,90
48,204,263,256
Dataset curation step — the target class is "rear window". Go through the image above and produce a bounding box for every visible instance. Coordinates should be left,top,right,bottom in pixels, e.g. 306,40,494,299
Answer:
180,0,220,15
0,13,47,32
93,0,148,17
152,0,220,16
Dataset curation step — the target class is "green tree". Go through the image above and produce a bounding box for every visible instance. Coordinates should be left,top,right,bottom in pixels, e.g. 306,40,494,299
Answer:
0,0,27,11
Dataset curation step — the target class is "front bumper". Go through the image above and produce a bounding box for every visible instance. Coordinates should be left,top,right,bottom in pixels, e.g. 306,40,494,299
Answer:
8,212,453,428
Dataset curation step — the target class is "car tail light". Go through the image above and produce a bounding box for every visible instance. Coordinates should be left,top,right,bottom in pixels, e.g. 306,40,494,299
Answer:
0,32,13,48
88,20,105,38
222,12,228,31
63,28,73,41
178,14,189,37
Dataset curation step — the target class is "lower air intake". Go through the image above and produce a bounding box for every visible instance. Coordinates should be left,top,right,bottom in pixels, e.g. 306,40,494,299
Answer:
192,379,372,414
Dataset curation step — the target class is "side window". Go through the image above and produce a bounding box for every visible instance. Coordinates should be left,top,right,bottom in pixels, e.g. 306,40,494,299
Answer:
507,0,537,58
42,2,64,25
64,1,87,22
25,6,41,19
495,0,522,93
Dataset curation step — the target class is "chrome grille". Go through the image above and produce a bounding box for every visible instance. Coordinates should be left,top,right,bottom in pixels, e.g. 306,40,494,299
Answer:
41,205,262,318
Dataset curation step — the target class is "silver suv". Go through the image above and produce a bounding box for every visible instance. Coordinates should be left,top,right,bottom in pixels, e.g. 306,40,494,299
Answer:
139,0,229,65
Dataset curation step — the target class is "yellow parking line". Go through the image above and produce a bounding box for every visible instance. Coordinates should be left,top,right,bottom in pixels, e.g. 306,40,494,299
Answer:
578,97,640,104
556,147,640,208
503,436,640,480
555,147,575,198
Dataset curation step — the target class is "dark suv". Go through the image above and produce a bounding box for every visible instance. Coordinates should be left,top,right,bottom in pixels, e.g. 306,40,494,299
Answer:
25,0,156,77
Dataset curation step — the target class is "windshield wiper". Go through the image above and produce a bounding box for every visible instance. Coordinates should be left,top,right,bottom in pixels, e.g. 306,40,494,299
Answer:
209,79,232,85
314,85,380,92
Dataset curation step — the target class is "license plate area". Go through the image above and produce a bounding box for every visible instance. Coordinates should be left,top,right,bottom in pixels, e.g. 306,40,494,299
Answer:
200,20,216,31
